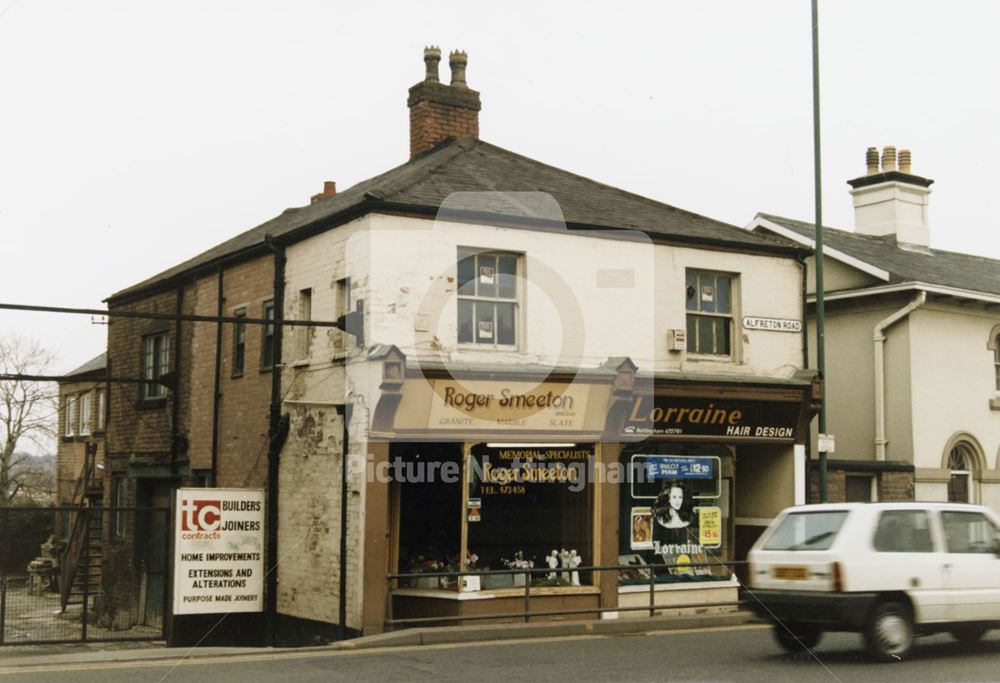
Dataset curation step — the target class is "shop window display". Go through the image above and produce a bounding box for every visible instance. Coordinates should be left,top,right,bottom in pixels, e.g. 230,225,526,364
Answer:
619,446,731,585
467,443,593,588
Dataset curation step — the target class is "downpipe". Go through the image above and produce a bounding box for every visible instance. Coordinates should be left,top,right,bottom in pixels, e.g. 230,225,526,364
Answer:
873,291,926,460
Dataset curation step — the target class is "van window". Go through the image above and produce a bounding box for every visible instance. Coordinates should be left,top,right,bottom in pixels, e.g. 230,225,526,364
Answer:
762,511,848,551
941,511,1000,554
872,510,934,553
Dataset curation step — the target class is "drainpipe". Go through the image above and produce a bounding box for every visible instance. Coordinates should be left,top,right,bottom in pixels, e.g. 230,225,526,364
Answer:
211,265,224,486
874,291,926,460
263,235,286,645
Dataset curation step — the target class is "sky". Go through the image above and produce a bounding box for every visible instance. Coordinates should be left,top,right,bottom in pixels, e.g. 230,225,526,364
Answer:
1,0,999,376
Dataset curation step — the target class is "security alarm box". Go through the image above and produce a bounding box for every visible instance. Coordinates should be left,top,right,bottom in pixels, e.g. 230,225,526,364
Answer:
667,329,687,351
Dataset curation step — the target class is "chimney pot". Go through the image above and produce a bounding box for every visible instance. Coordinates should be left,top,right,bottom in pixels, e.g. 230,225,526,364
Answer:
449,50,468,88
865,147,880,175
881,145,897,172
310,181,337,204
423,46,441,83
899,149,912,174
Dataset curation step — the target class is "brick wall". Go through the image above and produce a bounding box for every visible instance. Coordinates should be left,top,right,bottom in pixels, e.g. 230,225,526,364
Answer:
807,464,914,503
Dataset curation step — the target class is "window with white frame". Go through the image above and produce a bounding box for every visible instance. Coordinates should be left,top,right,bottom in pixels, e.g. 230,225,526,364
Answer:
994,332,1000,391
96,389,106,431
457,250,519,346
261,300,276,370
141,331,170,399
685,270,735,356
948,444,975,503
296,288,312,361
64,396,77,436
79,393,93,436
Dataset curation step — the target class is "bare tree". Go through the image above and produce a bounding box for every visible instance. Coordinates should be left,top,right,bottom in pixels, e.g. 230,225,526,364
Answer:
0,335,58,506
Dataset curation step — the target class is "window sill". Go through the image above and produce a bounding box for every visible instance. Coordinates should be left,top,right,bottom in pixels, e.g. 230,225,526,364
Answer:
990,397,1000,411
231,371,244,380
391,585,600,601
136,398,168,411
291,359,310,368
684,353,736,363
455,343,520,352
260,366,274,374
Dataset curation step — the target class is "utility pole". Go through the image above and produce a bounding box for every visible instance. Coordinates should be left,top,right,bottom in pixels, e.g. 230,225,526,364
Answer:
811,0,828,502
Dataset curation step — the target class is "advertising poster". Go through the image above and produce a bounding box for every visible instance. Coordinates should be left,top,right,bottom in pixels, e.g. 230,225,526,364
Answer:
173,488,265,615
697,506,722,548
630,507,653,550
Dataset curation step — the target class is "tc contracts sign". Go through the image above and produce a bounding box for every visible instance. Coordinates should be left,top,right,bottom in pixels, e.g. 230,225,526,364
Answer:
173,488,264,615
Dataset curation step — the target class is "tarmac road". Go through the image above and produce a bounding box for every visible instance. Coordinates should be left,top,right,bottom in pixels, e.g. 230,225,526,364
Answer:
5,624,1000,682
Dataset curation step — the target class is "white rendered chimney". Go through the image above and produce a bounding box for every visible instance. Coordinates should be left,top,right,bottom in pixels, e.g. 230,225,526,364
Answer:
848,146,934,248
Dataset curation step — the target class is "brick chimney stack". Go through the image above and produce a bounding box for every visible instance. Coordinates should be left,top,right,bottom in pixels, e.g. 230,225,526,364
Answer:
407,47,481,158
848,146,934,248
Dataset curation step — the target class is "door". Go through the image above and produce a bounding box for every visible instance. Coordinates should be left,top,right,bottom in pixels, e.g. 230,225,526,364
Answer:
939,509,1000,622
134,479,171,628
868,509,949,623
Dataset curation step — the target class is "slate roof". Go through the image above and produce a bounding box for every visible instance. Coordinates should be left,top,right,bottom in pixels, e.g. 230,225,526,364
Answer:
109,138,801,302
64,352,106,380
758,213,1000,297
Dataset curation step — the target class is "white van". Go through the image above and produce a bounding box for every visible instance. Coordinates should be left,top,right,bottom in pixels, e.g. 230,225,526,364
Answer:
747,502,1000,661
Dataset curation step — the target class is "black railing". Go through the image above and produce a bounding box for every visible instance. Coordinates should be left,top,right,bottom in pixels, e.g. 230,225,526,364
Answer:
386,560,751,628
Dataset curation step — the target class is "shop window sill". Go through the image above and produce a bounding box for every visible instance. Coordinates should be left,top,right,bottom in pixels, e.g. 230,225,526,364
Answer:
391,585,601,601
617,575,737,594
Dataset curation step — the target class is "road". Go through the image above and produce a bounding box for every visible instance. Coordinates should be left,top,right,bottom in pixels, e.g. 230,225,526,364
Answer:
4,624,1000,682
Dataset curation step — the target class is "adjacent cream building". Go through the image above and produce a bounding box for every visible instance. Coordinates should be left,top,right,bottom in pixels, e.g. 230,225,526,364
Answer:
749,146,1000,508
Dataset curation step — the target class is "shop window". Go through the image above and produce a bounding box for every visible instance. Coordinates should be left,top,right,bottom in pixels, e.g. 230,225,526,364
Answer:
947,445,974,503
393,442,595,590
457,249,519,347
232,307,247,376
261,300,275,370
141,331,170,399
64,395,77,436
619,447,731,585
467,444,593,587
685,270,734,356
845,475,874,502
79,393,93,436
873,510,933,553
395,443,464,582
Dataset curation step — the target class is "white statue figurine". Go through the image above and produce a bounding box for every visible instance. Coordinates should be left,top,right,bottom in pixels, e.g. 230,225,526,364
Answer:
546,550,559,579
568,550,582,586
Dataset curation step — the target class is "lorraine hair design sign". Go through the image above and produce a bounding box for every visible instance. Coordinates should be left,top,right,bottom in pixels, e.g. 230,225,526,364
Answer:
173,488,265,615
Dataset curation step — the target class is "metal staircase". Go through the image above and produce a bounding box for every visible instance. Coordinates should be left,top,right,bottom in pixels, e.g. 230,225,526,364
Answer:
60,446,103,613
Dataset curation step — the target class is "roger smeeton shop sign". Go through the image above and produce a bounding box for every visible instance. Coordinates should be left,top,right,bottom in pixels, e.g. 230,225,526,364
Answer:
173,488,265,615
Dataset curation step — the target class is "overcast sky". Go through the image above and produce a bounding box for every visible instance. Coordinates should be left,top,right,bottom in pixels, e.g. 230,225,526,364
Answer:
2,0,998,375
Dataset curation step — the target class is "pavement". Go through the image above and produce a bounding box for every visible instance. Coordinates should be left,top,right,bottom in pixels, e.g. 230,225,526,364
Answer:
0,610,760,670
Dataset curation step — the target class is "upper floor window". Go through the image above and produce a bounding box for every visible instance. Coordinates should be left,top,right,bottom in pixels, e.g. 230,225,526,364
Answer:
457,250,519,347
96,389,105,431
64,396,77,436
261,300,275,370
685,270,734,356
994,332,1000,391
296,288,313,361
79,393,93,436
233,307,247,377
141,331,170,400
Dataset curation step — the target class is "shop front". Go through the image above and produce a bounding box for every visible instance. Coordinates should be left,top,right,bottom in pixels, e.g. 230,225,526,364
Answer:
361,349,819,632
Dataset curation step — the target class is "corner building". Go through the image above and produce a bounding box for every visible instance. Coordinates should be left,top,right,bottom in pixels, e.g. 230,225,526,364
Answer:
103,49,819,640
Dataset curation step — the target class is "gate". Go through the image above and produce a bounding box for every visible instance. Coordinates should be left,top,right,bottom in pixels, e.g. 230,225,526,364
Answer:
0,505,170,644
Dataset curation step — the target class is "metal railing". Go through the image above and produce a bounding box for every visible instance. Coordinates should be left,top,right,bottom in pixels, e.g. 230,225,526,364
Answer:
386,560,751,628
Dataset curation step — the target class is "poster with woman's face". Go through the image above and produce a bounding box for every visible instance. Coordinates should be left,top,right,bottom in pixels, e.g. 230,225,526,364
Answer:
630,507,653,550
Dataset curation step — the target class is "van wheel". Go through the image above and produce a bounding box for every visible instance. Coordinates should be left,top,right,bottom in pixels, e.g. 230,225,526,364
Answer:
950,626,987,644
864,601,914,662
772,622,822,652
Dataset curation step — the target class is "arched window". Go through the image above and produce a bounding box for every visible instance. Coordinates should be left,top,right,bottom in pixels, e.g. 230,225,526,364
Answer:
947,444,974,503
